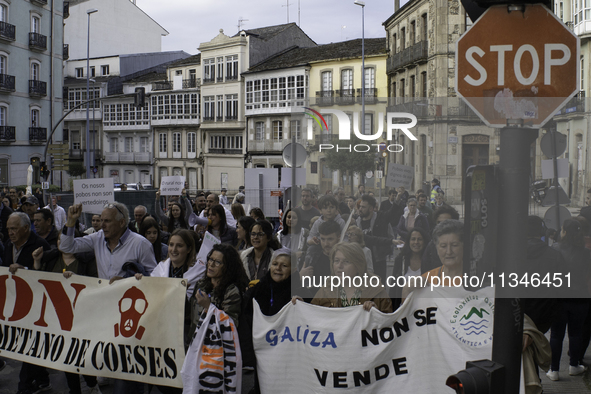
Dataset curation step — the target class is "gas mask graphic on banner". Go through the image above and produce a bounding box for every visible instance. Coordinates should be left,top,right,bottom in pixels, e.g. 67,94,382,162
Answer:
114,286,148,340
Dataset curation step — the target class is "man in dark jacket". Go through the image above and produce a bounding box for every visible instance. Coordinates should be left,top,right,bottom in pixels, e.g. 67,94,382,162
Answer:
4,212,52,393
4,212,51,269
0,198,12,242
33,208,58,248
128,205,149,233
356,195,399,281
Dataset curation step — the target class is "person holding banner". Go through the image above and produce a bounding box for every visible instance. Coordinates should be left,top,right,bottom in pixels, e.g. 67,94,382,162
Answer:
155,190,193,231
188,244,250,338
309,242,392,313
240,248,294,392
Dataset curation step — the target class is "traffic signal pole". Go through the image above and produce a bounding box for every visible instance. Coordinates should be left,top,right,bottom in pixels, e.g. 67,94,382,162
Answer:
492,126,538,393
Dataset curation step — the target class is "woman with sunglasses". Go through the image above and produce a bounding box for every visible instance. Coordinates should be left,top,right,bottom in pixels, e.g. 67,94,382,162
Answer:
189,244,250,336
241,220,280,280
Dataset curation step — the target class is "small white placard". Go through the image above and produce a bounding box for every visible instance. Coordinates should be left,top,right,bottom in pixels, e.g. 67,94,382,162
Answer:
385,163,414,189
73,178,114,214
41,182,50,190
195,231,221,268
160,176,185,196
541,159,569,179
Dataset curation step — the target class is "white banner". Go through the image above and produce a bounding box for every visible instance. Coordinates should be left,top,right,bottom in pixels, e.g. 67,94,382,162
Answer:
195,231,221,268
0,268,186,388
253,287,495,393
160,176,186,196
73,178,115,214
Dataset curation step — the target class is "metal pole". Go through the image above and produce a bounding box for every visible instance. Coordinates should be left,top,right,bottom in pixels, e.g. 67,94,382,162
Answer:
291,130,297,208
551,129,560,231
361,5,365,137
92,81,96,178
493,126,538,393
85,12,91,179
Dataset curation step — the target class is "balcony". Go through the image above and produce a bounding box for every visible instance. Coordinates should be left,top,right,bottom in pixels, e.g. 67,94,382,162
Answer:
0,126,15,143
63,1,70,18
103,152,119,162
31,0,48,5
556,91,586,115
248,138,293,153
356,88,378,104
29,127,47,143
387,99,431,117
315,90,334,106
152,80,172,91
209,148,242,154
63,44,69,60
314,134,339,145
226,75,238,82
0,21,15,41
29,32,47,51
203,116,214,122
183,79,198,89
0,74,15,92
135,152,151,163
335,89,355,105
103,152,151,163
69,149,100,160
203,77,215,84
216,77,224,83
387,40,429,74
29,80,47,97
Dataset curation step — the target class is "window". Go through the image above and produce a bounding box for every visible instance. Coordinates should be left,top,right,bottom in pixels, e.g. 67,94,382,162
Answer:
272,121,283,140
0,54,6,75
216,95,224,120
209,135,243,151
173,132,181,158
226,94,238,120
189,69,196,81
421,72,427,98
124,137,133,152
341,69,353,91
392,33,397,53
31,15,40,33
410,75,415,98
110,137,118,153
101,65,109,75
140,137,149,153
31,108,39,127
324,114,332,134
75,68,83,78
560,2,564,20
0,105,6,126
0,4,7,23
150,93,198,120
364,67,375,90
291,120,301,139
322,71,332,91
187,132,196,158
216,57,224,82
90,66,95,78
392,81,397,98
31,62,40,81
67,87,100,110
311,162,318,174
401,27,406,51
581,56,585,91
226,55,238,80
72,131,81,150
255,121,265,140
410,21,416,46
400,78,405,98
246,74,305,110
203,96,214,120
159,133,167,154
203,58,215,82
421,14,427,41
364,114,373,135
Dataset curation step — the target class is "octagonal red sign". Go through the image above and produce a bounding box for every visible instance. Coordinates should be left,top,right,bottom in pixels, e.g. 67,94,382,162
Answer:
456,5,579,128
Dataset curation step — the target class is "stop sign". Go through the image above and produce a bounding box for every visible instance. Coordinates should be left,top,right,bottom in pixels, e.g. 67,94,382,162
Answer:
456,5,579,128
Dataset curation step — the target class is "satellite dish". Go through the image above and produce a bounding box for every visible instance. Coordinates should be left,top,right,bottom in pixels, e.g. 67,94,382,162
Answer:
282,143,307,167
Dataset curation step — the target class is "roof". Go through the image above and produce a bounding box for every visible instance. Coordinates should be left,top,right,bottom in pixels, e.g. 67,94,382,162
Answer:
234,23,296,41
245,38,387,74
168,53,201,67
126,71,167,83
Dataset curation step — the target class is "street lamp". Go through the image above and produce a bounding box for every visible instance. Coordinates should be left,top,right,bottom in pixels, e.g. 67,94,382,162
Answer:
90,78,96,177
86,8,98,179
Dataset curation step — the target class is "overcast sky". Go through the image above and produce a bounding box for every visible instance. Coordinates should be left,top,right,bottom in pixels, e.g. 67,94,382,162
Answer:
137,0,402,54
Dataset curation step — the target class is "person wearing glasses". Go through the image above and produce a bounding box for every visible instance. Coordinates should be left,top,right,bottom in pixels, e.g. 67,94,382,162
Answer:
188,243,249,339
240,220,280,281
60,203,157,281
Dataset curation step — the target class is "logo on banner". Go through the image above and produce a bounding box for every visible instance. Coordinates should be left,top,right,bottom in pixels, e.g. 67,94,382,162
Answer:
114,286,148,340
449,295,494,348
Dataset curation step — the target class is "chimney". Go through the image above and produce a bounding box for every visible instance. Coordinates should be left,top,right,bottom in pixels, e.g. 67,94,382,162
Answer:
394,0,400,11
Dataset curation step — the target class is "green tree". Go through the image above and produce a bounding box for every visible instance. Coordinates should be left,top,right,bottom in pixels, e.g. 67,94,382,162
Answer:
67,163,86,178
323,135,375,195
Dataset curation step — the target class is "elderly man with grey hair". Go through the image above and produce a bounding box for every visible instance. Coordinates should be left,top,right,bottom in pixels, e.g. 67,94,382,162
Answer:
3,212,51,270
60,202,157,281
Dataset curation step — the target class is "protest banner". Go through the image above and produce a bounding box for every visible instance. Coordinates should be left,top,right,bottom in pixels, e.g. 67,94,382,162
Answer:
181,305,242,393
73,178,114,214
0,268,186,388
160,176,185,196
385,163,414,190
253,286,495,393
195,231,221,268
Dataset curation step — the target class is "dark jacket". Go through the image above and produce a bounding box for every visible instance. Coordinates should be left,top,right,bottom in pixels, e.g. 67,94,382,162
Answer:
522,238,565,333
338,201,350,216
355,212,394,264
40,248,98,277
217,224,238,247
3,231,51,269
239,271,293,368
43,227,59,249
554,242,591,299
0,203,13,242
421,240,441,274
396,211,430,239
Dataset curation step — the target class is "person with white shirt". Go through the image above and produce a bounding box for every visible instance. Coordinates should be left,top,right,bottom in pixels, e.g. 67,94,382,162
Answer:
45,196,67,231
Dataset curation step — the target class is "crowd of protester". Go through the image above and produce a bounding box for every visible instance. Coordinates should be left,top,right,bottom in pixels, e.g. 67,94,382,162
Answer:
0,183,591,394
